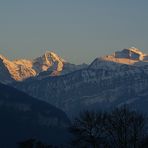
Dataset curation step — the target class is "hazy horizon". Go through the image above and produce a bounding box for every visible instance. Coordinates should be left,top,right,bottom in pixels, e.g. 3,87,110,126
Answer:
0,0,148,64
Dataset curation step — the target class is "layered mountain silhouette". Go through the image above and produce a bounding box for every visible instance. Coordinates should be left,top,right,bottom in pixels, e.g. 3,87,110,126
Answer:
7,47,148,117
0,82,70,147
0,47,148,116
1,47,148,147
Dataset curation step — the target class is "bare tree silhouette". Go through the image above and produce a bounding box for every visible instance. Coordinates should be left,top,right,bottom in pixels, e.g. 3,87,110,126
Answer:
69,106,147,148
105,106,146,148
69,111,108,148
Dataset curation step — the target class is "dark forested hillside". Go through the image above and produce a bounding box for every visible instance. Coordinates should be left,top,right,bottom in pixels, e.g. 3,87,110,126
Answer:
0,83,70,148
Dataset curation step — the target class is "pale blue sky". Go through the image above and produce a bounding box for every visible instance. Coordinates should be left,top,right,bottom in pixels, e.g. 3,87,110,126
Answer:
0,0,148,64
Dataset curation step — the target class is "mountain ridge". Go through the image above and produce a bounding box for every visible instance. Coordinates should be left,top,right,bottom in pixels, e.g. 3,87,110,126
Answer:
0,51,87,83
12,47,148,117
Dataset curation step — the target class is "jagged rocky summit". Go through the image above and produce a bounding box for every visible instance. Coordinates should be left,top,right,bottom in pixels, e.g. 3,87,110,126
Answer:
0,51,87,83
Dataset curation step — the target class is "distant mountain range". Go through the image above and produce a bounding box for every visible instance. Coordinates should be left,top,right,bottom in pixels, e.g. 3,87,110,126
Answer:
2,47,145,117
0,51,87,83
0,82,70,147
1,46,148,148
1,47,148,117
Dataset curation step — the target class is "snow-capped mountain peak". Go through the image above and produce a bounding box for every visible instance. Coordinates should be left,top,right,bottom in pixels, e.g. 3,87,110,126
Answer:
33,51,65,73
0,50,88,83
114,47,147,61
127,47,143,54
33,51,87,79
44,51,66,63
0,54,7,61
89,47,148,70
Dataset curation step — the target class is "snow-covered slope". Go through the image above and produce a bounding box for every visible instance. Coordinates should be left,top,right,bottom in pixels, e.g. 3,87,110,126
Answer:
0,55,35,83
32,51,65,74
90,47,148,70
0,51,87,83
32,51,87,79
13,47,148,117
0,56,36,83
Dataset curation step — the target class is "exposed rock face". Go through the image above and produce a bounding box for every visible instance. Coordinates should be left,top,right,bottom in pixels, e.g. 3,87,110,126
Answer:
32,51,65,73
115,47,145,60
0,56,14,84
90,47,148,70
0,54,36,83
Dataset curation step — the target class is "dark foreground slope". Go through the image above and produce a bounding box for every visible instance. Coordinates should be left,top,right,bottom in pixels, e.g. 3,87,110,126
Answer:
0,83,70,148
